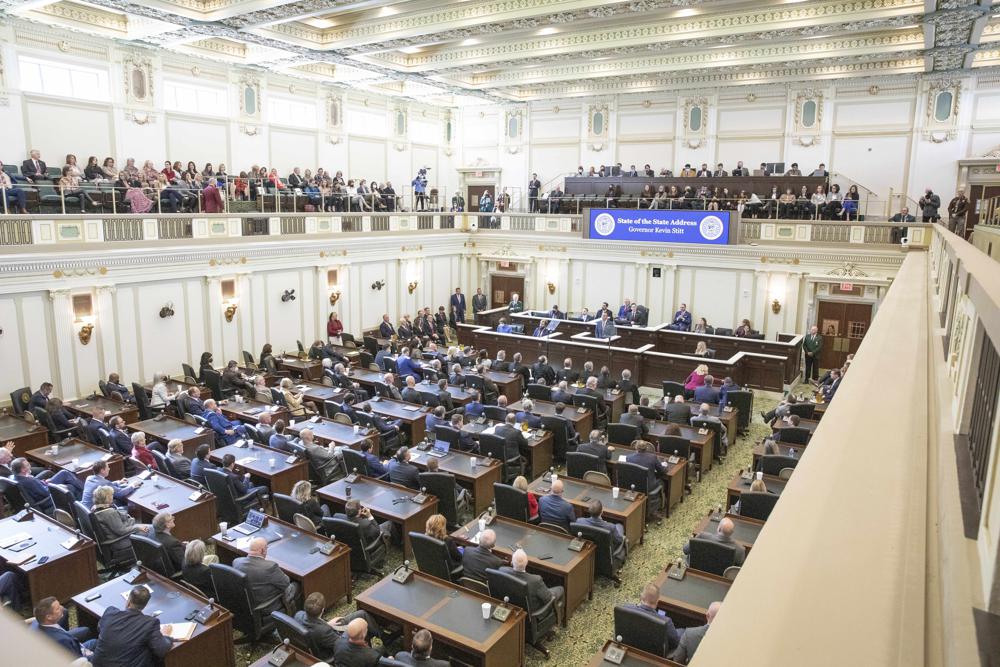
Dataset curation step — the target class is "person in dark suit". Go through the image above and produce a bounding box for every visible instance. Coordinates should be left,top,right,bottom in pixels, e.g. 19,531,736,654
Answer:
556,358,579,384
461,528,503,581
181,539,216,596
362,404,402,443
388,447,420,489
718,377,739,408
664,395,692,424
190,444,216,485
531,355,556,385
13,456,83,510
86,411,108,445
435,379,454,412
29,382,53,410
92,586,173,667
802,325,823,381
181,386,207,417
164,439,192,478
378,314,396,338
670,601,720,664
220,453,268,501
463,390,485,419
395,628,449,667
234,537,300,615
502,548,566,624
578,430,612,467
151,511,186,573
822,368,843,401
104,372,134,403
627,582,682,653
337,499,392,564
32,596,96,659
528,173,541,212
495,414,529,462
594,312,616,339
203,399,247,445
472,288,488,317
582,500,626,570
668,304,693,331
693,375,719,404
620,404,649,436
682,517,746,566
514,399,542,429
889,206,917,244
21,150,48,183
691,403,729,450
618,369,640,405
626,440,663,521
537,479,576,533
333,616,384,667
448,413,478,452
425,406,447,434
396,348,424,381
295,592,382,663
551,381,572,404
579,376,609,423
450,288,467,323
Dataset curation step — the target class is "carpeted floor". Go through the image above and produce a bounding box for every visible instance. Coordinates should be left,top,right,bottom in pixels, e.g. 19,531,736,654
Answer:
229,388,782,666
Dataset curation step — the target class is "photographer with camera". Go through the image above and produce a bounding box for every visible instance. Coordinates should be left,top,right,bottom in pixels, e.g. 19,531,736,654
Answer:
412,167,429,211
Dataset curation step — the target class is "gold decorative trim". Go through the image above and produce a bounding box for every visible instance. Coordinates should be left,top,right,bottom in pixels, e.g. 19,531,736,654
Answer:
52,267,108,278
208,257,247,266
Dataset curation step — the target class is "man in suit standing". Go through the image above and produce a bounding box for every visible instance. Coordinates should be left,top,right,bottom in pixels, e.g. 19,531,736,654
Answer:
668,303,693,331
620,404,649,436
472,288,488,317
508,292,523,314
388,447,420,489
502,548,566,625
802,325,823,381
537,479,576,533
32,596,96,659
378,314,396,338
670,601,720,664
21,150,48,183
450,288,467,324
528,173,541,212
581,499,626,570
462,528,503,582
234,537,300,615
91,586,173,667
594,311,616,339
627,583,682,654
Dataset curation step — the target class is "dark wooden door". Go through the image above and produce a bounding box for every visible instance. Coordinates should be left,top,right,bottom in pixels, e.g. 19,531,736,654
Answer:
490,275,524,309
967,184,1000,237
816,301,873,371
467,185,494,212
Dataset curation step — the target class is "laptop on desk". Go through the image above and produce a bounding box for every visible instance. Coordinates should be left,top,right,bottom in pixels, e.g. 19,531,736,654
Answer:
233,509,266,536
427,440,450,458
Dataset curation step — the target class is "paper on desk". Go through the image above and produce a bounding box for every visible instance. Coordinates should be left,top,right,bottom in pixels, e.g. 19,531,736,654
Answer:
236,537,252,551
469,531,481,545
403,405,421,412
6,551,36,566
618,455,627,462
163,622,196,641
482,426,497,436
0,532,32,549
236,457,257,466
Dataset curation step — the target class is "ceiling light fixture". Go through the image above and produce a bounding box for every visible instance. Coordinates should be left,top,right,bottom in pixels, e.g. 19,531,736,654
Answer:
536,27,558,36
461,38,480,46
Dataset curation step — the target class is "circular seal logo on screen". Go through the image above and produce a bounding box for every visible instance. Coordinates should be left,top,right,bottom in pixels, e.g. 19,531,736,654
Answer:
593,212,616,237
699,215,725,241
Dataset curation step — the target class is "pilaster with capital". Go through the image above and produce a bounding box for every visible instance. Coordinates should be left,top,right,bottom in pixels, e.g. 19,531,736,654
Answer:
47,289,79,396
94,285,119,384
752,270,770,334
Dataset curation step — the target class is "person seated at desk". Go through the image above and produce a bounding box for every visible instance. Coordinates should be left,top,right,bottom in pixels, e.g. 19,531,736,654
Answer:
388,447,420,489
148,372,173,410
130,432,159,469
692,317,710,334
334,616,384,667
221,360,254,397
718,377,739,407
234,536,300,616
447,363,467,387
617,299,634,320
682,517,746,566
291,479,330,526
577,307,593,321
197,352,214,384
694,341,715,359
734,318,753,338
691,403,729,450
180,539,218,596
425,406,447,435
533,319,549,337
463,390,485,419
29,382,53,411
670,602,720,665
378,313,396,339
684,364,709,397
374,343,393,372
733,479,767,514
85,410,109,445
496,412,529,462
181,386,207,417
252,376,272,404
596,365,617,390
91,585,172,667
426,509,464,570
33,596,96,660
400,375,423,405
165,438,192,478
105,372,134,403
626,582,682,653
278,378,310,417
83,460,138,508
151,510,190,574
511,475,540,521
363,403,402,441
435,379,454,412
761,394,799,423
579,376,609,422
556,358,579,384
693,374,719,404
502,548,566,625
772,414,804,440
668,303,693,331
220,453,269,502
547,305,566,320
618,369,640,405
551,381,573,404
92,485,152,562
578,429,613,468
514,399,543,429
11,456,83,513
395,628,449,667
397,347,424,382
538,478,576,533
664,394,692,424
296,592,383,664
531,355,556,385
203,398,247,446
822,368,843,401
582,499,626,570
816,354,853,387
620,404,649,436
461,527,503,582
447,413,478,453
301,429,341,484
496,318,514,334
338,499,393,561
626,440,664,522
189,443,216,486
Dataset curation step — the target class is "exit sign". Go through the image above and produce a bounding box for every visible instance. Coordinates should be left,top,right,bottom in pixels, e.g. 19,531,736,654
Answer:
840,282,853,291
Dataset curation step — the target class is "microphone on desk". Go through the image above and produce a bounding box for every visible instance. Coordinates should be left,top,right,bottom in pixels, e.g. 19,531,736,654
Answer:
391,559,413,584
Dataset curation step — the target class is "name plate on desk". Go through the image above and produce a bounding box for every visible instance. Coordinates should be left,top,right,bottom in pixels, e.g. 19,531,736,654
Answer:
698,428,709,436
194,427,205,434
403,405,421,412
101,453,113,461
187,491,206,502
576,407,587,414
723,405,734,413
667,455,680,465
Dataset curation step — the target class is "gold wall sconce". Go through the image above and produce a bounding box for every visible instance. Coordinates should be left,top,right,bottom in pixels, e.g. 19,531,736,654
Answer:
408,281,419,294
771,299,782,314
329,290,341,306
77,317,94,345
547,282,556,295
224,298,239,322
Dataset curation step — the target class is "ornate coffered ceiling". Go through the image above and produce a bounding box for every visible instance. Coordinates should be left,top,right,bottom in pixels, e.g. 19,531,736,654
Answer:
2,0,999,103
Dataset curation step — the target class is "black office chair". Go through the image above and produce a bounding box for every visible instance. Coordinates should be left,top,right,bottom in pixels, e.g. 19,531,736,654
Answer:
525,384,551,401
787,402,815,419
571,521,623,585
132,382,162,420
203,369,235,402
433,425,461,452
566,451,603,480
47,483,76,517
687,537,738,576
270,612,312,653
209,563,280,647
341,449,370,479
637,404,660,420
321,516,385,576
616,461,662,519
493,482,537,524
417,391,440,409
571,394,605,427
273,493,303,524
777,426,811,445
32,407,75,444
204,468,262,526
9,387,30,415
0,477,26,512
725,389,753,433
760,454,799,477
613,604,672,658
656,435,691,459
486,567,559,656
418,471,467,529
73,501,124,574
714,327,733,337
182,363,198,383
739,491,779,521
539,415,578,462
90,507,137,571
483,406,508,422
606,423,639,446
242,351,256,368
129,534,180,578
661,381,686,400
148,450,174,478
479,433,522,484
409,531,463,582
692,417,725,458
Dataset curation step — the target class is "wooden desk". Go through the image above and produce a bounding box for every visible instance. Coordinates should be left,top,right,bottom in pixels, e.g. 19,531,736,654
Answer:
585,640,684,666
64,396,138,424
652,398,739,437
771,416,819,436
462,421,554,479
408,446,502,514
211,515,352,607
209,443,308,496
288,416,379,456
563,384,626,422
220,399,289,425
0,510,98,605
25,438,124,482
356,570,525,667
368,398,428,445
810,399,828,419
508,398,593,440
0,414,50,456
485,370,522,404
527,475,646,549
249,646,321,667
281,379,344,405
125,472,217,541
73,567,235,667
691,513,765,553
606,443,686,517
128,416,214,459
652,563,732,628
140,378,200,397
277,356,323,381
452,515,596,624
316,475,438,558
751,440,808,470
725,472,787,509
647,421,714,472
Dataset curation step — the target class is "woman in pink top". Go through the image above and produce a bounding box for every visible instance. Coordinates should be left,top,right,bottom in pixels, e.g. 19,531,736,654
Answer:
684,363,709,392
327,312,344,343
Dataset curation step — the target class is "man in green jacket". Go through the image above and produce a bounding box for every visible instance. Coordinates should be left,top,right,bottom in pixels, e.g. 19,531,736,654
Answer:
803,325,823,381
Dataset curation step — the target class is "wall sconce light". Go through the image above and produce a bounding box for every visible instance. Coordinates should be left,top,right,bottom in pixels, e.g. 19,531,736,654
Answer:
771,299,782,315
329,290,341,306
77,316,95,345
372,280,385,291
224,298,239,322
407,281,419,294
546,282,556,295
159,302,175,319
281,289,296,303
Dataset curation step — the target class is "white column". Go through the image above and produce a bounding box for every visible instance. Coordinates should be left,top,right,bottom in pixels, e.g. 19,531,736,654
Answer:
94,285,119,384
752,270,770,333
47,289,78,397
204,276,225,363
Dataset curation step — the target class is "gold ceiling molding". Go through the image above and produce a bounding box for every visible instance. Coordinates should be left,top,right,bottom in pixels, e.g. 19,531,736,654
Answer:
760,257,802,265
400,245,424,252
640,250,675,258
34,2,129,33
319,250,348,257
52,267,108,279
538,245,567,252
208,257,247,266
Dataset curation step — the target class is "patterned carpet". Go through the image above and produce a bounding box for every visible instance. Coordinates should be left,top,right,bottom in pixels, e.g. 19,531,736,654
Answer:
230,388,783,666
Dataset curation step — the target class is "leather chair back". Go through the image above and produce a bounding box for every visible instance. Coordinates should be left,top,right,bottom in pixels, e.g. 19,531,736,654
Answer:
688,537,737,576
566,452,603,480
342,449,369,478
418,472,459,527
486,567,557,644
571,520,617,581
209,563,277,641
613,605,671,658
615,461,652,494
273,493,303,523
525,384,551,400
271,611,312,653
9,387,31,415
493,482,530,523
606,423,639,446
661,381,686,400
739,491,779,521
656,435,690,459
129,533,177,577
409,531,455,581
760,454,798,476
787,402,815,419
